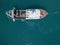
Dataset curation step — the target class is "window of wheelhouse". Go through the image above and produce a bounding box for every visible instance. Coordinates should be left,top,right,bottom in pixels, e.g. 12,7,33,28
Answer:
14,10,26,19
14,10,26,17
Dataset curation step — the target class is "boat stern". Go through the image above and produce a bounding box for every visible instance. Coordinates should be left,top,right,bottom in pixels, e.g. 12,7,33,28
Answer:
6,8,15,22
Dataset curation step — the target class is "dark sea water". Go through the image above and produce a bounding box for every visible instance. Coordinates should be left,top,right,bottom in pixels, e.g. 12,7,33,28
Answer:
0,0,60,45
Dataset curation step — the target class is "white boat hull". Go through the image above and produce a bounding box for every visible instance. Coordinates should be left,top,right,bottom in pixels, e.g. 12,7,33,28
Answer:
6,8,48,22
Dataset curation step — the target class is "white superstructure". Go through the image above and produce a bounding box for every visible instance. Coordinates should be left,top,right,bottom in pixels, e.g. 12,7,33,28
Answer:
26,9,41,19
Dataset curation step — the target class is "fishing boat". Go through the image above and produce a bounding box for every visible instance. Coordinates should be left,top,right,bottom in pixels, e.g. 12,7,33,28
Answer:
6,7,48,22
